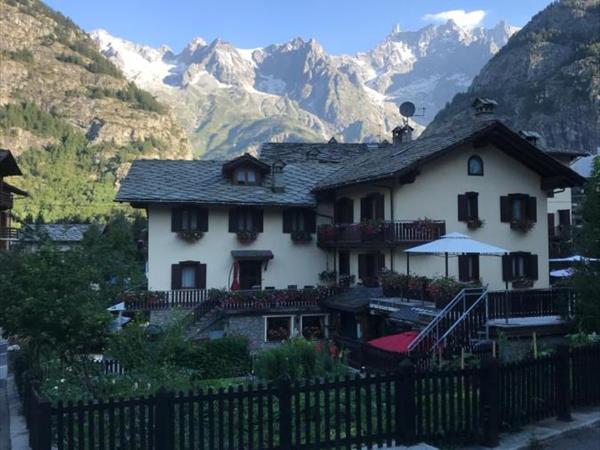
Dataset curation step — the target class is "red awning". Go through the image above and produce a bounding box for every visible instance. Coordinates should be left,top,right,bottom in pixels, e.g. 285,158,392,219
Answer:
369,331,419,354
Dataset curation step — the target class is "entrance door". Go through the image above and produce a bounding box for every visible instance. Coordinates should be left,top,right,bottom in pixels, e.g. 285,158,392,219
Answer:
239,261,263,290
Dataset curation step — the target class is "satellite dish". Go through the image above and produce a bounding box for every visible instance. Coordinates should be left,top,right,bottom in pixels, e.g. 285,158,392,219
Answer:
399,101,416,118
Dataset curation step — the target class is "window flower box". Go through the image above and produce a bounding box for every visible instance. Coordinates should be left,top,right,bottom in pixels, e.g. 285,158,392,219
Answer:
236,230,257,243
318,224,339,239
291,230,312,243
512,277,534,289
511,220,535,232
177,230,204,243
466,218,484,230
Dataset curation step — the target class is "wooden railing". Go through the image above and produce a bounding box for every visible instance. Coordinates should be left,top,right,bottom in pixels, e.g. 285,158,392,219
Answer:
122,289,209,310
0,226,18,240
317,220,446,248
488,288,574,319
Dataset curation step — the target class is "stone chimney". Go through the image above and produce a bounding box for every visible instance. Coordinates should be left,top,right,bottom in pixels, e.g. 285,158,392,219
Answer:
519,130,544,147
472,97,498,115
271,160,286,193
392,124,413,145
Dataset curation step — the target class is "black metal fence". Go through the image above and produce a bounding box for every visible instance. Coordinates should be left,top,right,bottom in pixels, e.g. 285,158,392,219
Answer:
20,344,600,450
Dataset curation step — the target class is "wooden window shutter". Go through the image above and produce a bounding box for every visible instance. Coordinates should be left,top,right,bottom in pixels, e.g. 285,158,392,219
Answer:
171,264,182,289
526,196,537,222
254,209,264,232
469,192,479,219
377,253,385,273
358,254,367,279
196,263,207,289
360,197,371,221
472,254,480,281
458,254,468,282
548,213,555,237
197,208,209,232
228,208,238,232
528,254,538,280
457,194,468,221
502,254,513,281
304,209,317,233
500,196,511,222
171,208,183,232
374,194,385,220
282,209,292,233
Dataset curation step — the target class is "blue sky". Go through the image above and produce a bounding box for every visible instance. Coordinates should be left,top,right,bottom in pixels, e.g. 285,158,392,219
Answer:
45,0,553,54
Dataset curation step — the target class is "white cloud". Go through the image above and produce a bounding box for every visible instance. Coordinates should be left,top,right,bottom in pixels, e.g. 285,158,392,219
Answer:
422,9,487,29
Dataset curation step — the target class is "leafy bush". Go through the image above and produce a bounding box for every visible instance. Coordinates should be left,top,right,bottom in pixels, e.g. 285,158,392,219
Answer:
1,48,34,62
253,338,347,382
380,271,410,297
426,277,465,308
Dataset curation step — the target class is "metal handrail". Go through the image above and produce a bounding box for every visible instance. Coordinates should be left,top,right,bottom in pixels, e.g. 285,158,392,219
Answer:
434,288,488,353
407,287,483,353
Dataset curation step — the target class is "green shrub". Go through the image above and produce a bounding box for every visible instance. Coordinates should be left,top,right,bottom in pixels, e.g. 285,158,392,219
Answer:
1,48,34,62
253,338,347,382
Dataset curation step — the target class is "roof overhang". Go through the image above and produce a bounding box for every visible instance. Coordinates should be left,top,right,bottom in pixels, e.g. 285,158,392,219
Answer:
0,150,22,176
2,181,28,196
231,250,274,261
120,199,317,209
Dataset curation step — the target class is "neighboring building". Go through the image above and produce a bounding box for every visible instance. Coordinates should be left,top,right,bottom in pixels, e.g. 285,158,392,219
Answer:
20,223,91,251
0,149,27,251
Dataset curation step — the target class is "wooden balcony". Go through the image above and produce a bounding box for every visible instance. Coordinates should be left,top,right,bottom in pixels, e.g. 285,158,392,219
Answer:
0,191,13,210
317,220,446,248
0,227,18,240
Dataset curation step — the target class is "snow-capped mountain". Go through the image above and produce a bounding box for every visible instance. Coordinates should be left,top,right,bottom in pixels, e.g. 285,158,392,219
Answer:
91,20,518,158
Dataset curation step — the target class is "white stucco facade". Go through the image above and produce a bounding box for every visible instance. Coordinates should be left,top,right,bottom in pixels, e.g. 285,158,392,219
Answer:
145,142,553,292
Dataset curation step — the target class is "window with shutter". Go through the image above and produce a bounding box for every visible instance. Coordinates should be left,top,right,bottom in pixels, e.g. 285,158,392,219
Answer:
229,208,263,233
339,252,350,276
458,192,479,222
458,194,468,221
172,207,208,232
334,198,354,224
172,261,206,289
500,196,511,222
502,255,513,281
458,254,479,282
360,193,385,221
526,197,537,222
558,209,571,226
548,213,556,237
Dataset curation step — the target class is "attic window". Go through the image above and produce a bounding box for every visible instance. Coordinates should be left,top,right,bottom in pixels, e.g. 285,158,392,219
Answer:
468,155,483,176
235,168,258,185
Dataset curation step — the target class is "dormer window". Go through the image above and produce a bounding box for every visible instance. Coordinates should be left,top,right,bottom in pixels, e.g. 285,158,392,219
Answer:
235,168,257,185
468,155,483,176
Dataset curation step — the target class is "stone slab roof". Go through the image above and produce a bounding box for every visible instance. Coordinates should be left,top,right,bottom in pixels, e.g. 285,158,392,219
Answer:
259,142,374,164
116,160,339,207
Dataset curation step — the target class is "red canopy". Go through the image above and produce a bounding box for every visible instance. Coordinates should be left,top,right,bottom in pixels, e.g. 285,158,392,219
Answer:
369,331,419,354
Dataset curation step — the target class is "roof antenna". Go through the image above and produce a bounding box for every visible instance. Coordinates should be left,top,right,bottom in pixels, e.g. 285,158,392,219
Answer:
399,101,425,126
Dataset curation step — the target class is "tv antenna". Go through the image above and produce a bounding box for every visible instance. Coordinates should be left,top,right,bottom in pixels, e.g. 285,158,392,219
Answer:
399,101,425,125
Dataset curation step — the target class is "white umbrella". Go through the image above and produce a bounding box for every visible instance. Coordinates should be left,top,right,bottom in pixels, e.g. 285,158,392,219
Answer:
550,268,575,278
404,232,508,277
548,255,599,263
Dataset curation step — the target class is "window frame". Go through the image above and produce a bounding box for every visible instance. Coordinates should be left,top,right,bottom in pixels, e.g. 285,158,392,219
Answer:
468,155,484,176
264,315,294,343
234,167,259,186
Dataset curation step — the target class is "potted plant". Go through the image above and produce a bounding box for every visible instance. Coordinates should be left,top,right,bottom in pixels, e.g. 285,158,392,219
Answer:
318,224,338,239
319,270,337,287
466,218,484,230
177,229,204,242
510,219,535,232
512,277,533,289
237,230,257,243
291,230,312,243
380,271,407,297
338,274,355,289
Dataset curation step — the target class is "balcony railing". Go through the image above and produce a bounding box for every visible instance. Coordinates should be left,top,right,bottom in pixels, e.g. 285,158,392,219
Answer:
0,191,13,210
121,287,339,312
0,227,18,240
317,220,446,248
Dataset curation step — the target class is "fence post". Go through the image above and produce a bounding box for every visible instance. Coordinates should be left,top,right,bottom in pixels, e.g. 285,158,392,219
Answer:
277,375,293,450
154,386,175,450
556,344,572,422
35,392,53,450
398,362,416,445
480,358,500,447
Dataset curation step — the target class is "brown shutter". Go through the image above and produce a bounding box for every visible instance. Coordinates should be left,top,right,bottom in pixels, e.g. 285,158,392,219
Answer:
360,197,371,221
282,209,292,233
377,253,386,273
458,254,468,281
228,208,238,232
171,264,182,289
548,213,555,237
469,192,479,219
526,196,537,222
254,209,264,232
358,254,367,279
558,209,571,226
472,254,480,281
528,254,538,280
374,194,385,220
198,208,208,232
500,196,511,222
304,209,316,233
502,254,513,281
196,263,207,289
458,194,468,221
171,208,182,232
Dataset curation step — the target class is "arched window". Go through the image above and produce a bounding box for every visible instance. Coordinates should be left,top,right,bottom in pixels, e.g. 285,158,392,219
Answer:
468,155,484,176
